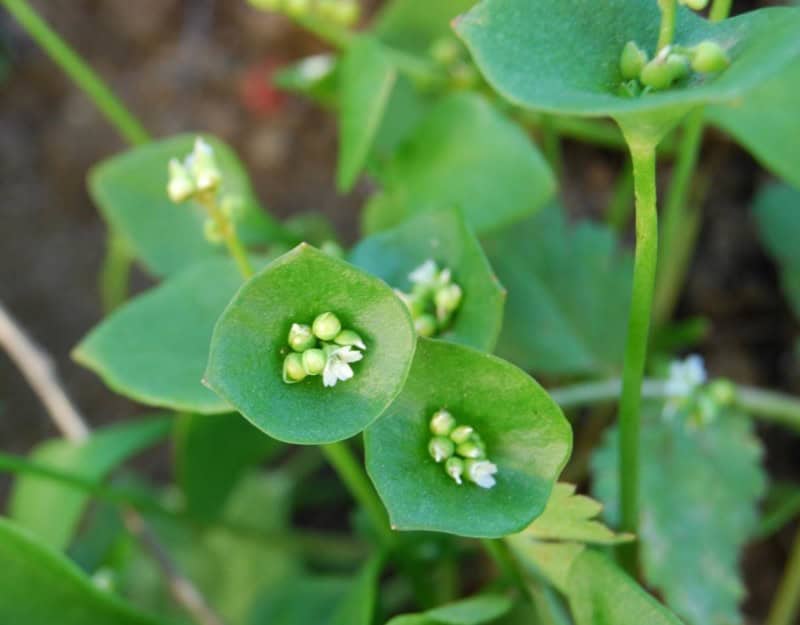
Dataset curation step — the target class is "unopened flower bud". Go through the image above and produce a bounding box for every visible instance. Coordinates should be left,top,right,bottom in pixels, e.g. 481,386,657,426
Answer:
456,440,485,459
680,0,709,9
641,55,678,90
708,379,736,406
429,437,455,463
288,323,316,352
190,138,222,192
283,352,307,383
203,219,223,244
620,41,649,81
167,158,195,203
331,0,359,26
320,240,345,259
465,459,498,489
666,53,690,81
220,194,245,221
450,425,474,445
451,63,479,89
285,0,310,17
415,314,437,337
445,457,464,485
334,329,366,350
690,41,730,73
430,37,461,66
430,409,456,436
435,283,463,321
312,312,342,341
302,348,327,376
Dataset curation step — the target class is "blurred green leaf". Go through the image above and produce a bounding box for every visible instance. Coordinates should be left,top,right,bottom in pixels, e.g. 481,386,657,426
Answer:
374,0,475,54
387,594,513,625
273,54,340,107
365,337,572,537
371,93,555,234
9,417,171,551
330,556,383,625
89,134,289,277
206,244,416,444
483,203,632,376
248,576,351,625
0,518,168,625
174,413,283,520
350,209,505,351
74,259,242,414
592,401,766,625
338,36,397,191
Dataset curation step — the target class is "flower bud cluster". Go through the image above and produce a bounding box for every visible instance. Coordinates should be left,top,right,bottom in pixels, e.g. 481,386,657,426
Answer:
428,36,480,90
619,38,730,96
166,138,244,245
249,0,360,27
662,354,737,426
395,260,463,339
282,312,367,388
427,409,498,489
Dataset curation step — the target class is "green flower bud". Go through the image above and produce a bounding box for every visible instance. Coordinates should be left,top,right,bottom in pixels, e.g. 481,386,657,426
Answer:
666,53,690,82
220,194,245,221
430,37,461,66
394,289,425,318
302,348,327,376
334,329,366,350
283,352,307,383
312,312,342,341
288,323,316,352
640,56,677,91
690,41,730,73
430,409,456,436
330,0,359,26
203,219,223,244
695,393,720,425
456,440,485,459
679,0,709,9
435,283,463,322
414,314,437,338
450,425,474,445
429,436,455,463
619,41,649,81
167,158,195,203
708,379,737,406
285,0,310,16
189,138,222,192
445,457,464,485
451,63,479,89
320,240,345,259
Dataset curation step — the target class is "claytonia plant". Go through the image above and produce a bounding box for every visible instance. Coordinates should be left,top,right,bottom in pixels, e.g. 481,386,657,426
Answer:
427,408,498,489
396,260,463,338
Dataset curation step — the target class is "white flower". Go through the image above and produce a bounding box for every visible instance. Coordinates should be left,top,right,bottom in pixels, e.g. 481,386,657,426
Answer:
466,460,498,489
322,345,363,388
664,354,707,399
409,259,438,285
298,54,335,81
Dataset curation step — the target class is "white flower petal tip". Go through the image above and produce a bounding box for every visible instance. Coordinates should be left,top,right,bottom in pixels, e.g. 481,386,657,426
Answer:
466,460,498,489
408,259,439,284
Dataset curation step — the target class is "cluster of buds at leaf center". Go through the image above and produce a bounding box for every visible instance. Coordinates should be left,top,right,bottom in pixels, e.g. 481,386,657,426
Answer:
427,409,498,489
166,138,245,245
395,260,463,338
249,0,360,27
662,354,737,427
282,312,367,388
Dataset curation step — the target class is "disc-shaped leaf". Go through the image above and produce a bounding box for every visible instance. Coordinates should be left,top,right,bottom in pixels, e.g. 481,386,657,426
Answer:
708,62,800,189
74,259,242,414
592,401,766,625
349,209,505,351
365,337,572,537
205,244,417,444
482,203,632,376
90,134,289,277
456,0,800,138
372,93,555,234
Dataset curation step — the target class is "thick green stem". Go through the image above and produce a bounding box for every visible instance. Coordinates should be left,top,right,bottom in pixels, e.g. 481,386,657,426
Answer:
321,441,394,547
657,0,677,50
617,140,659,574
766,523,800,625
99,231,133,313
710,0,733,22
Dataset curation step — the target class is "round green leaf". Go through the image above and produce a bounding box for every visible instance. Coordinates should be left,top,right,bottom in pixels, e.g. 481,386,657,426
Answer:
364,337,572,537
455,1,800,137
349,209,505,351
205,244,417,444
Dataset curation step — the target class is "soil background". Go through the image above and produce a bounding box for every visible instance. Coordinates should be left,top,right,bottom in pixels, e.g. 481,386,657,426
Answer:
1,1,798,623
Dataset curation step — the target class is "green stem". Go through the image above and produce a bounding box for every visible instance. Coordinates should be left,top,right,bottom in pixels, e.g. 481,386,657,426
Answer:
606,159,635,232
709,0,733,22
540,114,563,179
657,0,677,51
99,231,133,313
766,523,800,625
2,0,149,146
321,441,394,547
196,193,254,279
482,539,533,602
617,139,659,574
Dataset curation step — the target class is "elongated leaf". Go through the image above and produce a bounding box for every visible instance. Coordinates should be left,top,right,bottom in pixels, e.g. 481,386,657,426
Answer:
273,54,339,107
374,0,475,54
174,413,283,520
592,401,766,625
350,209,505,351
387,595,513,625
365,337,571,537
373,93,555,234
330,556,383,625
707,61,800,188
483,203,632,376
456,1,800,139
248,577,351,625
206,244,417,444
0,518,168,625
9,417,171,551
338,37,397,191
74,259,242,414
90,134,288,277
753,183,800,319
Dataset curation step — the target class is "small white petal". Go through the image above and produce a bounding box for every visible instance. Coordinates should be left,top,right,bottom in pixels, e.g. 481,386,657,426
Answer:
468,460,498,489
409,259,438,285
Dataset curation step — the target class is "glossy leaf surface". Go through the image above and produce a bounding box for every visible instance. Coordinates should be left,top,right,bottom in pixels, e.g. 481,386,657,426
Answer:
9,417,171,550
374,93,555,234
483,204,632,376
365,337,571,537
206,244,416,444
74,259,243,414
387,595,513,625
90,134,287,277
350,209,505,351
592,402,766,625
